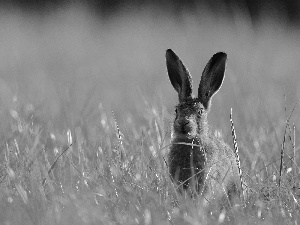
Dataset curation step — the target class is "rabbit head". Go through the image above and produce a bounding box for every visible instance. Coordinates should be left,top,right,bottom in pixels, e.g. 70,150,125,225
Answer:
166,49,227,140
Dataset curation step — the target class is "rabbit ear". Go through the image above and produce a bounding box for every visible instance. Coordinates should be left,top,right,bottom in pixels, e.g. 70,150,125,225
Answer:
166,49,193,101
198,52,227,109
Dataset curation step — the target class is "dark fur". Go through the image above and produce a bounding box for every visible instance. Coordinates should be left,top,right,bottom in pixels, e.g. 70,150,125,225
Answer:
166,49,241,204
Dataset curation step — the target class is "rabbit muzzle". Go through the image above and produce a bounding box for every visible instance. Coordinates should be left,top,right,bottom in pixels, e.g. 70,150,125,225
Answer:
174,117,197,136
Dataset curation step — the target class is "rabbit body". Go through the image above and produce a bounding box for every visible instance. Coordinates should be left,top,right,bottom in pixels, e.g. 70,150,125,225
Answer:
166,49,241,204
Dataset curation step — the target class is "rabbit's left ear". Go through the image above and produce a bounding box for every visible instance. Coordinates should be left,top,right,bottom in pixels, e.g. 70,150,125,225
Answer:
166,49,193,102
198,52,227,109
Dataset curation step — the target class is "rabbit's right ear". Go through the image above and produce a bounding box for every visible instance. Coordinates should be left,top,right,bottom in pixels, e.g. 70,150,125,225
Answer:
198,52,227,109
166,49,192,101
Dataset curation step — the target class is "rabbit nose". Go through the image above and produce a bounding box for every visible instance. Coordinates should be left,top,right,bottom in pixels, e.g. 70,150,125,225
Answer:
177,118,190,126
175,118,192,134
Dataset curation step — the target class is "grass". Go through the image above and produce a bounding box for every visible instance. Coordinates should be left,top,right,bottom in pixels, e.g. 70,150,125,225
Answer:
0,4,300,225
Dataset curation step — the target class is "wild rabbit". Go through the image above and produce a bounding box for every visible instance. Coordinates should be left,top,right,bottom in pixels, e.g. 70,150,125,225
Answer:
166,49,241,205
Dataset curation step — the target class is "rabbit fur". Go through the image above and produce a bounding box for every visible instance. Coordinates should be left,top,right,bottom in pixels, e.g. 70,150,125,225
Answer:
166,49,241,205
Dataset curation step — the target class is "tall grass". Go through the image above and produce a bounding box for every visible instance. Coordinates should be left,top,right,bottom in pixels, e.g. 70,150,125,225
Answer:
0,5,299,224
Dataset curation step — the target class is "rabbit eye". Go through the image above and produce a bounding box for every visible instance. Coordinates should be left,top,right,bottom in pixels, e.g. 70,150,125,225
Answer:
198,109,203,116
175,108,178,114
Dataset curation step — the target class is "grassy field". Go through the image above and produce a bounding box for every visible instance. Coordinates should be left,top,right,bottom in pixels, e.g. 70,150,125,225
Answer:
0,5,300,225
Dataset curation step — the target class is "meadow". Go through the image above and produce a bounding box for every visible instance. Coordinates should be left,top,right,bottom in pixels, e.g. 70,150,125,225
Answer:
0,5,300,224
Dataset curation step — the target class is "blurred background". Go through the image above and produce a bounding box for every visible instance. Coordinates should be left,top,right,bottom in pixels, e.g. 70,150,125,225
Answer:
0,0,299,152
0,2,299,224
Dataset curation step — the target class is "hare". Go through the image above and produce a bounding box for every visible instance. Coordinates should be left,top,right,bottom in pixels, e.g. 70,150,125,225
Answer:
166,49,241,205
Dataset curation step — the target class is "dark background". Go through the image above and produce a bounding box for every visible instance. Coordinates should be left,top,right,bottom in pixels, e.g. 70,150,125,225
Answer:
1,0,300,26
